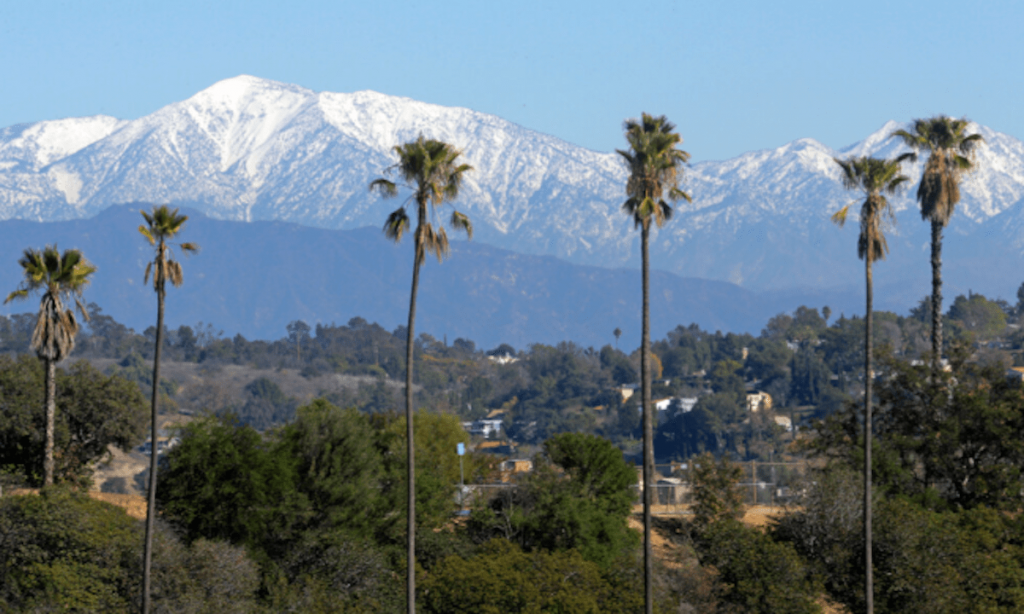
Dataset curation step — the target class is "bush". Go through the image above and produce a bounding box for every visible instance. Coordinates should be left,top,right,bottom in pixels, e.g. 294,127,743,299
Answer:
469,432,638,567
697,519,821,614
421,539,642,614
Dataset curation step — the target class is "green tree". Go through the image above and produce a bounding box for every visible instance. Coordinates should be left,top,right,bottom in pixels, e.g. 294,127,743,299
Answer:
277,399,384,535
0,356,146,486
287,320,311,361
688,453,820,613
379,412,473,536
0,489,261,613
4,246,96,486
775,467,1024,613
891,117,984,372
810,347,1024,512
617,112,691,614
156,416,306,553
138,204,199,614
832,154,909,614
689,452,744,529
698,520,822,614
470,433,638,568
947,292,1007,339
0,488,139,611
369,135,473,613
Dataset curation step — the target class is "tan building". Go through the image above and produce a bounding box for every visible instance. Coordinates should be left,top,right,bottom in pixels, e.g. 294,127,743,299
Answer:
746,391,773,413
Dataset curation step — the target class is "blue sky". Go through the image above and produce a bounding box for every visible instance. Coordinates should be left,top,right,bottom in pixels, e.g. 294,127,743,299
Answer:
2,0,1022,162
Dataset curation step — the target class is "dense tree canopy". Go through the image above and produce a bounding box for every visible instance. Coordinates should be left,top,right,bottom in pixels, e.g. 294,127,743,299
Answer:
0,356,146,486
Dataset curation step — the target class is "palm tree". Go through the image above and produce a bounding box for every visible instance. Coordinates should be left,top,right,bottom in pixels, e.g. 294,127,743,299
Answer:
138,205,198,614
616,113,690,614
890,117,984,373
832,155,909,614
369,135,473,613
4,246,96,486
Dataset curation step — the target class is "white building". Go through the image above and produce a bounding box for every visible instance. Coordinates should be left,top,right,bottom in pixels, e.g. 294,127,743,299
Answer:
461,418,503,438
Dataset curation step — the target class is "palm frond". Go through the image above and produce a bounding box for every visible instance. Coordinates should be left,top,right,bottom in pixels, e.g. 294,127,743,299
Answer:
831,204,851,227
384,208,410,242
370,178,399,198
138,224,156,245
4,289,27,304
168,261,184,287
450,210,473,238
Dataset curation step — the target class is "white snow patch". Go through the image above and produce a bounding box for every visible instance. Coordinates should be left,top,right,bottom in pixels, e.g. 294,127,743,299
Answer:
48,167,83,204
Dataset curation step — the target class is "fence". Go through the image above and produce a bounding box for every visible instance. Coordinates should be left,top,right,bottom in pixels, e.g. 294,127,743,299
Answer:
633,460,811,514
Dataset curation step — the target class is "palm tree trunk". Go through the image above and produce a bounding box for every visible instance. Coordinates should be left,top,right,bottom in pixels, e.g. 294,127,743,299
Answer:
142,286,165,614
405,244,422,614
930,219,943,374
864,257,874,614
43,357,55,486
641,223,654,614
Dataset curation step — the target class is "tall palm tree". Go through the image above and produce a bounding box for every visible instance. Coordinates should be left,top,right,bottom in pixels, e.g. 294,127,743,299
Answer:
4,246,96,486
369,135,473,613
616,113,690,614
138,205,198,614
832,155,909,614
890,117,984,373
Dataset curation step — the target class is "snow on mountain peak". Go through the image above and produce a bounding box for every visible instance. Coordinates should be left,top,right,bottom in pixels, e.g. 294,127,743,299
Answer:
3,76,1024,296
0,115,126,170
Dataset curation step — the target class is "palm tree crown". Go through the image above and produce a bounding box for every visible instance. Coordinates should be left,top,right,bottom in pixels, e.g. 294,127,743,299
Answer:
890,116,984,225
139,205,199,292
832,156,910,262
617,113,692,228
370,135,474,263
5,246,96,361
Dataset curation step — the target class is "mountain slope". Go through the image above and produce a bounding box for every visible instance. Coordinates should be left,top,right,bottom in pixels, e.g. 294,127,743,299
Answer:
1,75,1023,303
0,205,786,350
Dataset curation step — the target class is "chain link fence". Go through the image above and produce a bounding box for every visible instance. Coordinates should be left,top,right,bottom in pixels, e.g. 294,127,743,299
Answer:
633,460,811,514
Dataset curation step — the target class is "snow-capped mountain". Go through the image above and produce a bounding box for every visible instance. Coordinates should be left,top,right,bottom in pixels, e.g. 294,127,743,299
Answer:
2,75,1024,308
0,76,628,261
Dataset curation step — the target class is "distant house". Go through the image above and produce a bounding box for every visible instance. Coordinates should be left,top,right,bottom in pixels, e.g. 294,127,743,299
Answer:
1007,367,1024,383
461,418,503,438
654,398,674,411
746,391,773,413
500,459,533,482
488,353,518,365
773,415,793,432
633,397,697,414
618,383,639,402
677,397,698,413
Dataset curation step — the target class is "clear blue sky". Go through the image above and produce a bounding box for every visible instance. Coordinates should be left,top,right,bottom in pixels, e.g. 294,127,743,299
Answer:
2,0,1021,162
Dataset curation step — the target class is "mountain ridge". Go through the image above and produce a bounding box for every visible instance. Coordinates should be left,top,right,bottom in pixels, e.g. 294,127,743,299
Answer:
1,75,1023,305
